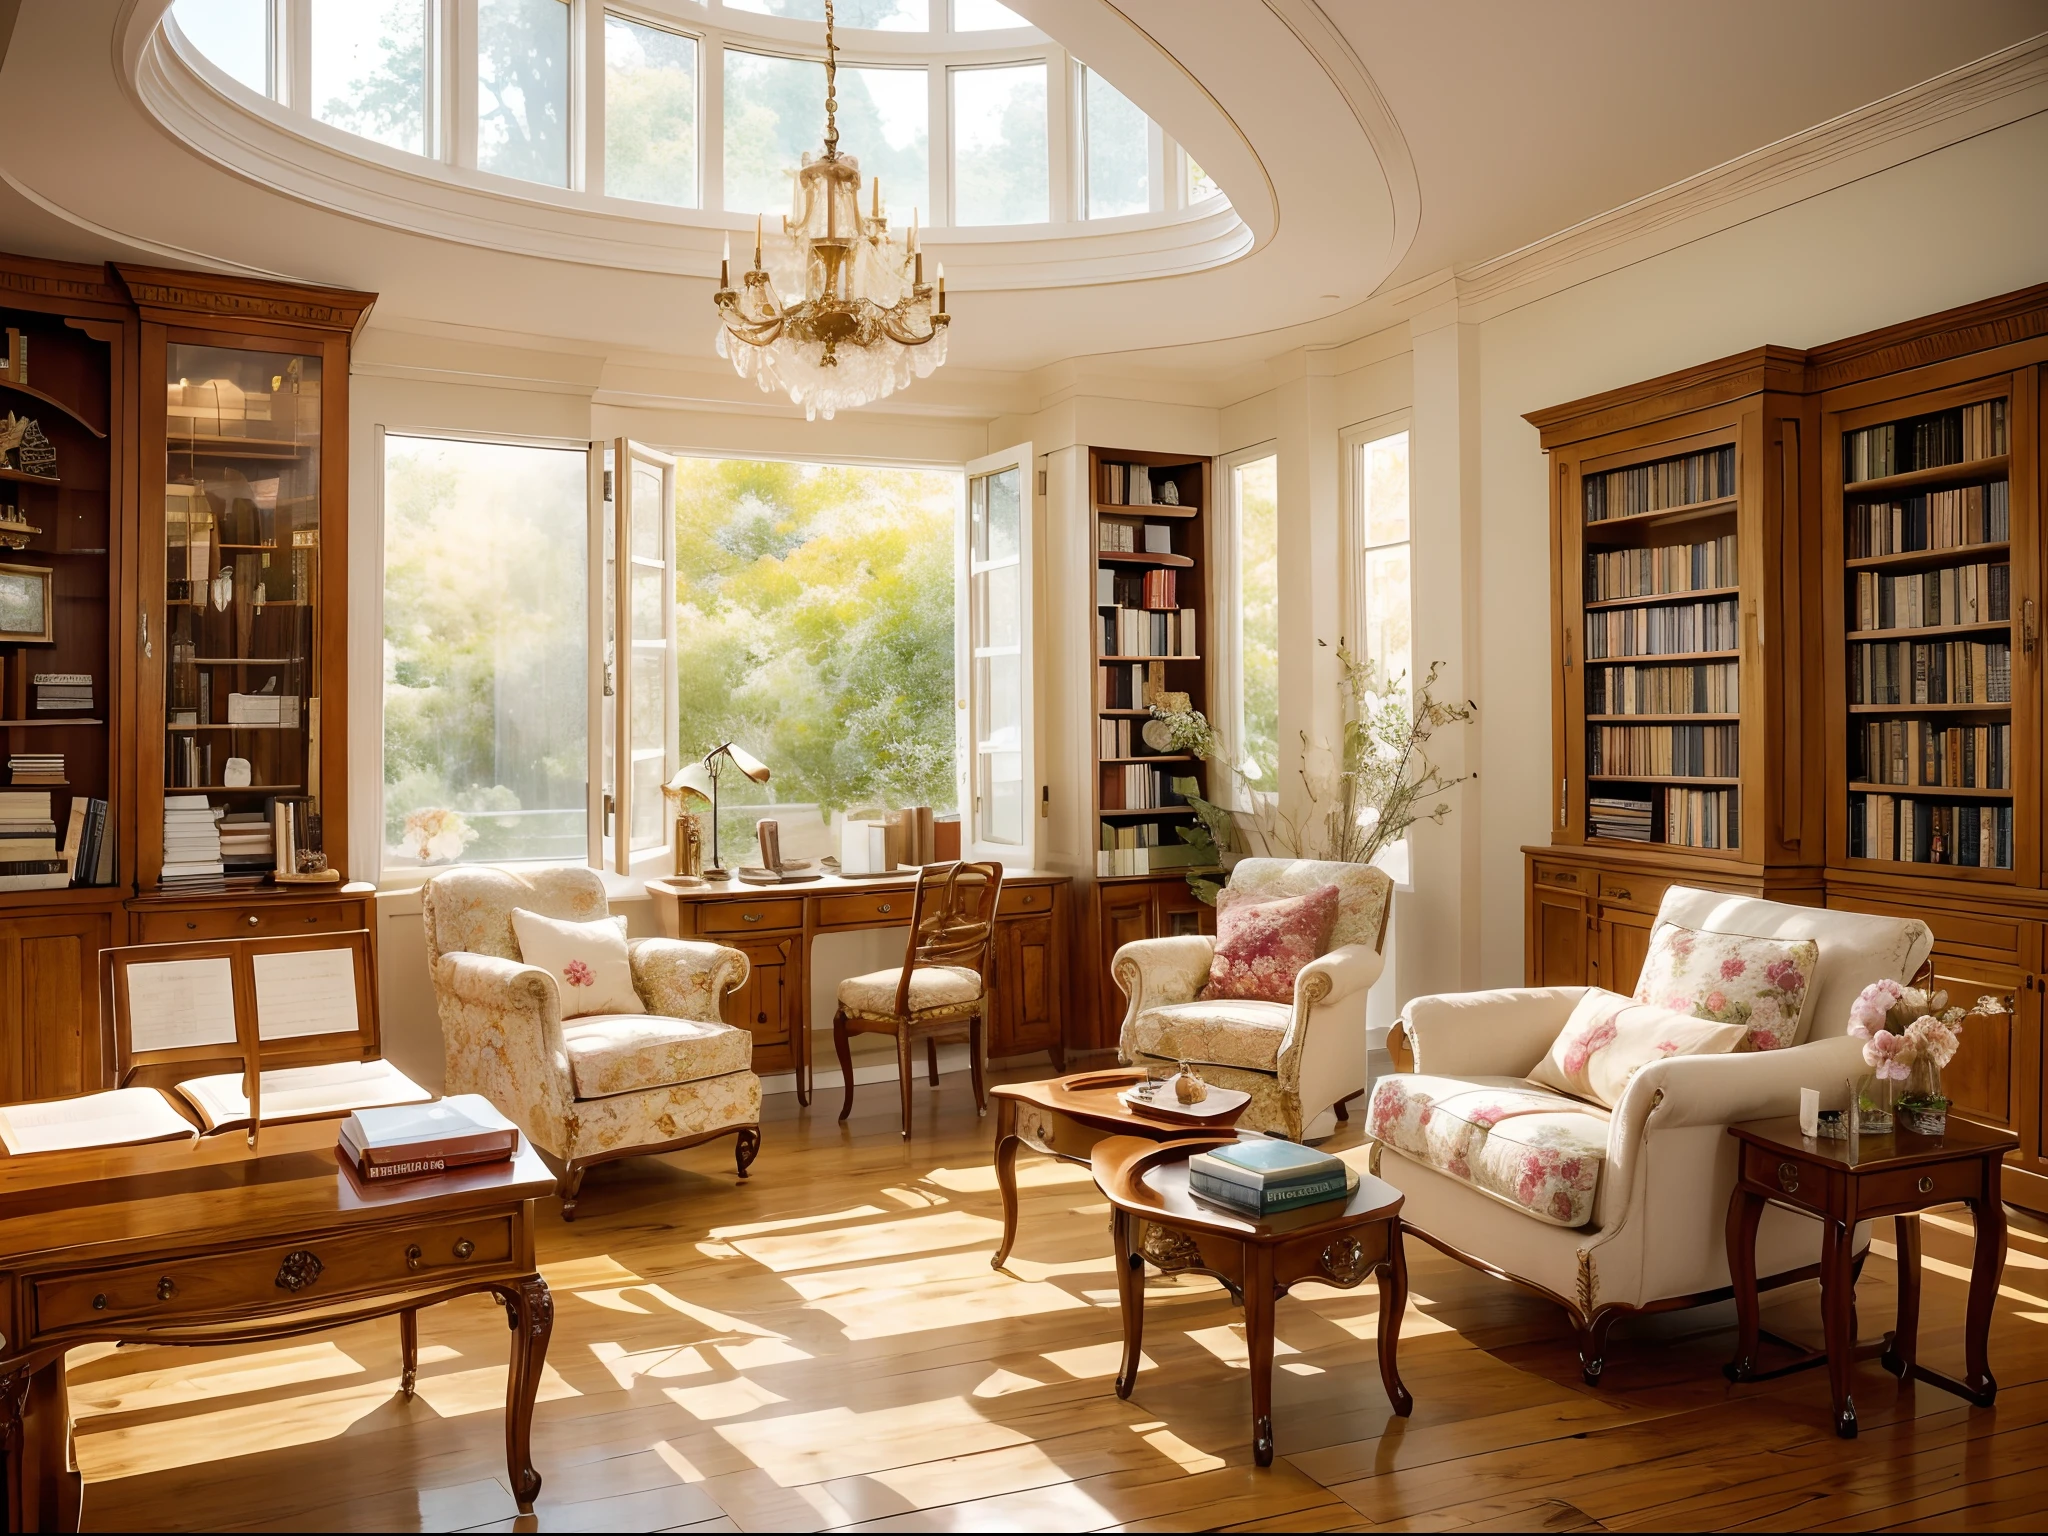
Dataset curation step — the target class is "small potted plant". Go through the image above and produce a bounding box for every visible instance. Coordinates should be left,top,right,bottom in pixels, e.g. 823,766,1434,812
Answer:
1847,982,2003,1136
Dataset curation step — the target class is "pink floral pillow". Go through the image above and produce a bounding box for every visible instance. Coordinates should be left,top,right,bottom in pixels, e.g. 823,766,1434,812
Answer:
510,908,645,1019
1528,988,1747,1107
1202,884,1340,1003
1632,923,1818,1051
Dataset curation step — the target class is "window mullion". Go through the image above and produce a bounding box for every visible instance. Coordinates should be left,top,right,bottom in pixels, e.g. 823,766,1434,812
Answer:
283,0,311,110
704,36,726,212
454,0,480,169
577,0,603,193
1043,47,1069,225
927,53,948,227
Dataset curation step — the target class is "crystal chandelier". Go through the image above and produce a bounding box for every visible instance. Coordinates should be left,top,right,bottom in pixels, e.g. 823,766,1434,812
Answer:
713,0,949,421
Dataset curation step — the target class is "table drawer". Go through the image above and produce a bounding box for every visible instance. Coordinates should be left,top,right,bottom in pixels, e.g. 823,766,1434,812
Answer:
30,1215,515,1337
819,892,911,926
1744,1144,1830,1207
136,902,355,943
1859,1158,1985,1216
1532,861,1589,892
999,886,1055,917
698,900,803,935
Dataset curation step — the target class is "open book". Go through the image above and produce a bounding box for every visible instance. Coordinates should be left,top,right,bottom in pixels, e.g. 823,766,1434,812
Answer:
0,1088,198,1157
174,1058,433,1134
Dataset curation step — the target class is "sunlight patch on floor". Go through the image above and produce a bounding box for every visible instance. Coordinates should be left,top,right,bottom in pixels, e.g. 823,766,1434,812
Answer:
72,1376,403,1481
573,1282,782,1337
709,1204,890,1239
541,1254,644,1289
925,1160,1095,1194
783,1249,1091,1338
412,1362,579,1418
730,1209,1004,1272
1187,1322,1300,1369
1131,1420,1227,1474
1004,1254,1115,1281
67,1342,367,1418
870,1439,1071,1507
664,1375,787,1420
972,1367,1044,1397
1041,1341,1151,1379
718,1335,813,1369
652,1438,707,1483
883,1185,949,1207
1326,1294,1458,1341
716,1396,1032,1485
590,1340,713,1389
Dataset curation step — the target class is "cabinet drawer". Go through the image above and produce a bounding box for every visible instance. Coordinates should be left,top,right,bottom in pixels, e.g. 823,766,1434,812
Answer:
819,892,911,926
1596,876,1664,912
30,1215,515,1338
1743,1144,1831,1208
1859,1158,1986,1216
698,900,803,935
136,902,355,943
999,886,1055,917
1826,894,2021,962
1533,861,1589,892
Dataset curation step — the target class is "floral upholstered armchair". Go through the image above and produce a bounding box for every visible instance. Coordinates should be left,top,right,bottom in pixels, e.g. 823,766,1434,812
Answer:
422,865,760,1219
1112,859,1393,1140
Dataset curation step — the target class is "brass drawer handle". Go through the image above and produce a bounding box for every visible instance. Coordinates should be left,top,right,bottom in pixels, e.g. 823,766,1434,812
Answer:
1917,1174,1935,1194
407,1239,477,1272
1777,1161,1801,1194
1607,887,1632,901
742,912,762,923
246,914,261,927
92,1293,108,1311
185,920,198,931
156,1276,176,1301
878,902,893,914
275,1250,324,1293
454,1239,475,1261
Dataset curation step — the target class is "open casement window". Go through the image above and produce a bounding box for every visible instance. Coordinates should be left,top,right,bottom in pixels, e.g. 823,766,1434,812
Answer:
959,444,1036,865
591,440,679,874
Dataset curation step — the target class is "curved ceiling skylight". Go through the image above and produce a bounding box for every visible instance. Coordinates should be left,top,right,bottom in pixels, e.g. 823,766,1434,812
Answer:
160,0,1229,238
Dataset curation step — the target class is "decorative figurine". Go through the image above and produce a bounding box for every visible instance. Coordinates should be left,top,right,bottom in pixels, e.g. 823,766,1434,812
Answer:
1158,479,1179,506
15,419,54,478
1175,1062,1207,1104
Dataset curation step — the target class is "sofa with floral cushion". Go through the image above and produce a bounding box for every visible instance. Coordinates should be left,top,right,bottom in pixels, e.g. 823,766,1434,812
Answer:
1112,858,1393,1140
422,865,761,1219
1368,886,1932,1384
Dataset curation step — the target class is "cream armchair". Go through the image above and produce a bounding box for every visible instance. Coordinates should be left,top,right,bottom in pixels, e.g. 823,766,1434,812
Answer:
1112,859,1393,1141
422,866,760,1220
1371,887,1932,1384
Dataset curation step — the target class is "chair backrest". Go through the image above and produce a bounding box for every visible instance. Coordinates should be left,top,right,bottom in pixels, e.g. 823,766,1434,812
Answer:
421,865,612,968
1227,858,1392,953
895,860,1004,1014
1652,886,1934,1043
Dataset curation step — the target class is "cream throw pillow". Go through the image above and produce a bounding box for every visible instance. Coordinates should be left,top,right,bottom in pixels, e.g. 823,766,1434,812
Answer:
510,908,645,1020
1528,988,1746,1109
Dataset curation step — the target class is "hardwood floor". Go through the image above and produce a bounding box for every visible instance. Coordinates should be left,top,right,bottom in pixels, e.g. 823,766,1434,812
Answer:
70,1071,2048,1532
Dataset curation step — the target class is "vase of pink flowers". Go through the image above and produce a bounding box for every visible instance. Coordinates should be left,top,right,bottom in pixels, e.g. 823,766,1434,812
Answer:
1847,980,2003,1136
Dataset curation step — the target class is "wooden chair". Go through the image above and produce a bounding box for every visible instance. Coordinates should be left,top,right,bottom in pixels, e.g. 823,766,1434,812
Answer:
833,860,1005,1140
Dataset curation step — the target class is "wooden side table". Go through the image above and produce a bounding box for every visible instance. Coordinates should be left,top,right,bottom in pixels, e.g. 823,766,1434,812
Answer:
1724,1115,2016,1439
989,1069,1246,1269
1091,1135,1411,1466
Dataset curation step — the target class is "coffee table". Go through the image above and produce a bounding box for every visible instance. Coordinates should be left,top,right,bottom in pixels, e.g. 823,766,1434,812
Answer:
1092,1133,1411,1466
989,1068,1245,1269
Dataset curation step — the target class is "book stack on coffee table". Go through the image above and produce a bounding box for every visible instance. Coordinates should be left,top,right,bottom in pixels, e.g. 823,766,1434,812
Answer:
339,1094,520,1181
1188,1139,1357,1217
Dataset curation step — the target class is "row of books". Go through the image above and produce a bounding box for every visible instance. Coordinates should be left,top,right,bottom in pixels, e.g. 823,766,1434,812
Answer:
1101,608,1197,658
1855,720,2009,791
1583,445,1735,522
1845,481,2008,555
1588,796,1652,842
1665,787,1738,850
1096,568,1182,609
8,752,62,786
1097,521,1175,554
1102,765,1189,811
1584,534,1736,603
162,794,224,882
1098,718,1178,758
1096,822,1201,877
1583,597,1738,659
1588,724,1738,779
220,810,276,871
1100,662,1151,710
1847,640,2011,706
33,672,91,712
1585,661,1737,716
1851,561,2006,633
1850,794,2012,868
1099,462,1188,507
1844,400,2007,484
0,790,114,889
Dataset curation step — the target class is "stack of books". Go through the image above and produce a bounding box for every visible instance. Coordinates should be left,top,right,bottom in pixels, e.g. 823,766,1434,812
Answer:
218,810,275,872
0,790,67,891
7,752,64,785
339,1095,519,1182
32,673,92,712
1189,1140,1356,1217
1588,796,1653,842
161,794,225,883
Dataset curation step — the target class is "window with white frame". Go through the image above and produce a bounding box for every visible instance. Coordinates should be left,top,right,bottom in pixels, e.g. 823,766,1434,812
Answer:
1347,426,1411,693
1221,447,1280,795
166,0,1199,227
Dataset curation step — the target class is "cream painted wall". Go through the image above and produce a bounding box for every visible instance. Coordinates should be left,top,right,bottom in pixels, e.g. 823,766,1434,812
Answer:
1472,110,2048,987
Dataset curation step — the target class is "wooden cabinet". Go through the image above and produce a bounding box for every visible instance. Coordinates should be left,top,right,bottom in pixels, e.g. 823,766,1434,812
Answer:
1088,874,1215,1049
0,911,112,1103
1527,878,1592,988
991,911,1062,1066
723,936,799,1065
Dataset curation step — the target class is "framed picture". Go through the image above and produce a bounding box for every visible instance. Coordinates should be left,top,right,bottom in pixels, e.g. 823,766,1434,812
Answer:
0,563,52,644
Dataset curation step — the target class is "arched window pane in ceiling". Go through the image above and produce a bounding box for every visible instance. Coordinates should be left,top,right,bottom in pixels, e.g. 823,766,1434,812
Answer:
726,52,929,219
1083,67,1146,219
606,17,699,207
728,0,929,29
952,63,1046,226
1188,157,1219,203
478,0,571,187
311,0,429,155
171,0,271,97
953,0,1028,29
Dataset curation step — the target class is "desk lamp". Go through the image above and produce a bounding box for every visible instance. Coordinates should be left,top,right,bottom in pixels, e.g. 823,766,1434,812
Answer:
668,743,769,880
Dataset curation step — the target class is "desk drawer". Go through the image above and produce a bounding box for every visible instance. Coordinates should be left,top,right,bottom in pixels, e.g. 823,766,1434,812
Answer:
819,892,911,926
1859,1158,1984,1216
698,900,803,935
31,1215,515,1338
999,886,1055,917
136,902,354,943
1744,1144,1830,1209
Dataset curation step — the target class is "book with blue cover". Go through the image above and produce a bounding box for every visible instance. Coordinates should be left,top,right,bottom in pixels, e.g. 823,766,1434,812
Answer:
1188,1140,1353,1216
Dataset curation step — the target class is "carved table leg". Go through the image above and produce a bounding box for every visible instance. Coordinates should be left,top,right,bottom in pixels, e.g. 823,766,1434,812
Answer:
1883,1213,1921,1380
1244,1244,1277,1467
1963,1185,2006,1406
1375,1222,1414,1416
1113,1209,1146,1400
0,1363,33,1536
992,1099,1022,1271
502,1276,554,1512
399,1308,419,1399
28,1359,79,1534
1820,1218,1858,1438
1723,1186,1766,1382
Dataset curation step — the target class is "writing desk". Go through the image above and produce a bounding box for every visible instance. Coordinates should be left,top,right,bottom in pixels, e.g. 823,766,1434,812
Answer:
0,1120,555,1532
646,868,1070,1102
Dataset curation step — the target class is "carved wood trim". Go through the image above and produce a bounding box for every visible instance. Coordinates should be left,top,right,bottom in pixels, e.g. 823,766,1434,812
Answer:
112,264,377,335
1805,281,2048,391
1524,347,1812,448
0,251,125,308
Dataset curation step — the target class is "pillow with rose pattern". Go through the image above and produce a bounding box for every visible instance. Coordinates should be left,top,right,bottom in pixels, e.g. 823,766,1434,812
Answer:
1200,883,1341,1003
1528,987,1748,1107
510,908,645,1019
1631,921,1818,1051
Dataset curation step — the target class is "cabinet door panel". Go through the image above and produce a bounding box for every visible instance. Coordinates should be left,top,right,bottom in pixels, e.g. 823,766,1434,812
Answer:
724,937,796,1061
992,915,1057,1058
1,914,112,1105
1928,951,2021,1131
1529,887,1591,988
1600,906,1657,997
1098,887,1156,1042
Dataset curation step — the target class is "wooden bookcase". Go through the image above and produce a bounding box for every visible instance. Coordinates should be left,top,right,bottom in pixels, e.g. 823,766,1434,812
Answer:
1525,282,2048,1211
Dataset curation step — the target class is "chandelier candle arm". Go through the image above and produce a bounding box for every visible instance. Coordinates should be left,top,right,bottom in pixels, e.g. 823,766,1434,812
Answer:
709,0,951,421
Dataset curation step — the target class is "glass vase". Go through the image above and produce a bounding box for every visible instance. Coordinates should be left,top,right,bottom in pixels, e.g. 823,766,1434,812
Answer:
1898,1056,1948,1136
1854,1072,1895,1135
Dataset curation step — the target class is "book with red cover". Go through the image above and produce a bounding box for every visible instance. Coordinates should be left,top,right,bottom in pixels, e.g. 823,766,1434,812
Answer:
338,1093,518,1180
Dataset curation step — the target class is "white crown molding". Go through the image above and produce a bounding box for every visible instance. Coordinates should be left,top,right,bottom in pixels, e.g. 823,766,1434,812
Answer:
1455,33,2048,320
